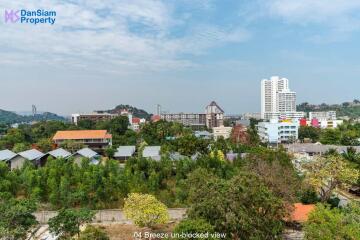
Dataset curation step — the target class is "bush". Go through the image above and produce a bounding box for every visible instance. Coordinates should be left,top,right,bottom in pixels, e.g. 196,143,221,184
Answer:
173,219,215,240
79,225,109,240
124,193,169,227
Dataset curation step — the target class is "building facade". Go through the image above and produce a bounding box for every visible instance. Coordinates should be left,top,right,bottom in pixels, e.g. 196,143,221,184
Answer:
261,76,303,120
257,119,299,144
53,130,112,152
160,113,206,127
71,112,119,125
212,126,233,140
205,101,224,128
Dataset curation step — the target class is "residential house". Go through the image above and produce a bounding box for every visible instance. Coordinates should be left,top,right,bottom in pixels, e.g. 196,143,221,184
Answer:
0,149,17,167
72,147,101,166
10,149,44,170
53,130,112,152
39,148,72,166
142,146,161,161
114,146,136,161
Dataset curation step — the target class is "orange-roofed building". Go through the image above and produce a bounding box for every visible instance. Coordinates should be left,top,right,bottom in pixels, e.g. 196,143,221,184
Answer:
290,203,315,223
53,130,112,152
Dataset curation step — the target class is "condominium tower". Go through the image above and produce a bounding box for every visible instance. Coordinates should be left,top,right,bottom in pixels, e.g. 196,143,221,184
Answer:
261,76,302,120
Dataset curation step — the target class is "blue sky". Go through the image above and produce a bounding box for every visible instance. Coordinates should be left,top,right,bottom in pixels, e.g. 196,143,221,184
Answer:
1,0,360,115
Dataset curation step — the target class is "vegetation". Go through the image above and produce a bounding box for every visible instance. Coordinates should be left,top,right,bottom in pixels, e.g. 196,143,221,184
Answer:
0,109,65,124
304,203,360,239
78,225,109,240
302,155,359,202
297,99,360,118
173,219,215,240
186,170,287,239
0,196,38,240
48,208,95,239
124,193,169,227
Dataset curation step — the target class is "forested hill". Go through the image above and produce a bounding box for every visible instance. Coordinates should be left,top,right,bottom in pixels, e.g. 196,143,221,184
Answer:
105,104,152,120
297,99,360,118
0,109,66,124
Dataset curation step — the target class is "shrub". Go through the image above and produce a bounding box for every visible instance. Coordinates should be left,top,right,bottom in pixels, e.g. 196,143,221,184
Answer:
124,193,169,227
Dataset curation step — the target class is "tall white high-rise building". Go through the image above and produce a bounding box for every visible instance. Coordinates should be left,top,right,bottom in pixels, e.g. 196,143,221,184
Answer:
261,76,302,120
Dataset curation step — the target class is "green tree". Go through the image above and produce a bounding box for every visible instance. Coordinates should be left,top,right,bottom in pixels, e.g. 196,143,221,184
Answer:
187,171,286,239
124,193,169,227
304,203,360,240
36,138,53,152
12,142,30,153
298,126,320,142
173,219,215,240
60,140,85,153
79,225,109,240
0,197,38,240
78,119,96,130
303,155,359,202
48,208,96,239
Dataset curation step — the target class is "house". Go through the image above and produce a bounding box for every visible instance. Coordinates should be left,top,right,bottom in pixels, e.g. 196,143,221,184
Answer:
53,130,112,152
142,146,161,161
114,146,136,161
169,152,186,161
71,148,101,166
38,148,72,166
194,131,212,139
10,149,44,170
0,149,17,167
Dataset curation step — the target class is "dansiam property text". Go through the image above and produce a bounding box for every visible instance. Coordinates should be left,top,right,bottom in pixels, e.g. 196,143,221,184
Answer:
4,9,56,25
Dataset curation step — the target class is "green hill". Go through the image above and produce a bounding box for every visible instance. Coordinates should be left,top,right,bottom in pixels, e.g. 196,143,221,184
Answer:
297,99,360,118
0,109,66,124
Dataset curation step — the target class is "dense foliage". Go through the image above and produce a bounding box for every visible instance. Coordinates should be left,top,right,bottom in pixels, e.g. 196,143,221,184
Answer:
304,203,360,239
48,208,95,239
0,109,65,124
124,193,169,227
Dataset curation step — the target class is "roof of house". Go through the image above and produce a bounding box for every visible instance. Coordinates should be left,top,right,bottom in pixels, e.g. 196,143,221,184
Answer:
284,143,360,154
75,148,99,159
0,149,17,161
169,152,186,161
114,146,136,157
132,118,141,124
290,203,316,222
18,149,45,161
143,146,161,158
53,130,112,140
47,148,72,158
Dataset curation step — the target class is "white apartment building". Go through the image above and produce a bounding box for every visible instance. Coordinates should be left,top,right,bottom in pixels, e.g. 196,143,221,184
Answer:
257,119,299,144
261,76,303,120
212,126,233,140
309,111,336,121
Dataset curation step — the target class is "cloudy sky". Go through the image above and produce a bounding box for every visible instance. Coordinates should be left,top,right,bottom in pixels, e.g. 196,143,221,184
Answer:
1,0,360,115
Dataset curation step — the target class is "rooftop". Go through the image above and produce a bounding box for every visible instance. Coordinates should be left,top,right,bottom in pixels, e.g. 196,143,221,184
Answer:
19,149,44,161
114,146,136,157
53,130,112,140
75,148,99,159
0,149,17,161
47,148,72,158
290,203,315,222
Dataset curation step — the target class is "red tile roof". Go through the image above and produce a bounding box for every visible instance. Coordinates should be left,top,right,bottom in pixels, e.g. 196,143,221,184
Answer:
132,117,141,124
290,203,316,222
53,130,112,140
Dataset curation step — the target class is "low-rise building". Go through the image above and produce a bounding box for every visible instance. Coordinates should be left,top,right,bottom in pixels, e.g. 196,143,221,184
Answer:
0,149,17,163
142,146,161,161
114,146,136,161
71,112,119,125
53,130,112,152
194,130,212,139
161,113,206,128
257,119,299,144
72,148,100,166
10,149,44,170
212,126,233,140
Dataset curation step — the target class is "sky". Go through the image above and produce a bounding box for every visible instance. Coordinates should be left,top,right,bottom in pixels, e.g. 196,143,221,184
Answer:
1,0,360,116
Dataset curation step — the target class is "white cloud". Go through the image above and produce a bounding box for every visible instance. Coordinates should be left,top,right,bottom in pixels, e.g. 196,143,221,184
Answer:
0,0,250,74
265,0,360,32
